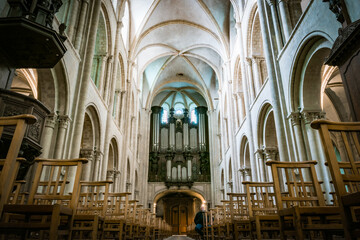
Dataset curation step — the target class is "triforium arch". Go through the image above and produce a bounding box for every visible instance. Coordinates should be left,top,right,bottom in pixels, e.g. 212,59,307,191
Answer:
107,137,120,192
80,105,101,181
239,135,251,192
246,2,268,99
257,103,278,182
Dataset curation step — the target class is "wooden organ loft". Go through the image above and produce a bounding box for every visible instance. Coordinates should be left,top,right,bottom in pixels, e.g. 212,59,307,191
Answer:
148,106,210,188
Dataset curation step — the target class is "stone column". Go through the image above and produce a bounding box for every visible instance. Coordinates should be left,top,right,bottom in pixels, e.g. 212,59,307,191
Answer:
302,111,331,202
255,149,266,182
278,0,293,41
69,0,101,160
289,112,307,162
197,106,207,151
40,113,57,158
102,55,114,100
251,56,262,94
244,168,252,182
266,0,283,50
53,115,70,159
236,92,245,123
151,106,162,152
97,55,108,93
239,168,245,192
66,0,81,41
80,148,94,181
74,0,90,50
263,147,278,182
93,150,103,181
245,58,255,101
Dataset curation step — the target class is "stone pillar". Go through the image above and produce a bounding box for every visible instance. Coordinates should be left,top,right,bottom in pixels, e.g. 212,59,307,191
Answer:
93,150,103,181
255,149,266,182
197,106,208,152
151,106,162,152
263,147,278,182
80,148,94,181
74,0,90,50
289,112,307,162
239,168,245,193
102,55,114,100
40,113,57,158
66,0,80,41
169,108,175,151
53,115,70,159
237,92,245,123
251,56,262,94
244,168,251,182
97,55,108,92
245,58,255,101
278,0,293,41
302,111,331,202
266,0,283,50
113,170,120,192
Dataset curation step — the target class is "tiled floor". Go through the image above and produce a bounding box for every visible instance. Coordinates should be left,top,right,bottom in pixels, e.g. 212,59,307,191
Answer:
164,235,194,240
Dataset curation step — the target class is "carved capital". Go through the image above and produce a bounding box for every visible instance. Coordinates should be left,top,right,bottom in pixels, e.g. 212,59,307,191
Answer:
245,57,253,66
58,115,70,129
255,148,264,159
263,147,278,161
289,112,301,126
45,113,57,129
266,0,276,6
301,111,326,124
80,148,94,160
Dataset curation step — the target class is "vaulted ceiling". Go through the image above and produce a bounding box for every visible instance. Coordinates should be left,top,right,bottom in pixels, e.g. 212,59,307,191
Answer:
126,0,235,110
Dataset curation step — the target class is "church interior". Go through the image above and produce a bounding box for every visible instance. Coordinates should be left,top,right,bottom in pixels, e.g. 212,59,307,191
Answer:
0,0,359,239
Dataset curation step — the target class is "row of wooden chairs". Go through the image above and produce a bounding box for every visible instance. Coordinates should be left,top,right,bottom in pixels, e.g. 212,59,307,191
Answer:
0,115,172,239
0,157,172,240
188,120,359,240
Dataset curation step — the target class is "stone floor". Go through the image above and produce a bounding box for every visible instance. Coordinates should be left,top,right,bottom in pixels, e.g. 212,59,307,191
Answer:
164,235,194,240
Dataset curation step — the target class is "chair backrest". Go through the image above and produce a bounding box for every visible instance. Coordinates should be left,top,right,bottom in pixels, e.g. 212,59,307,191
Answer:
76,180,112,216
242,181,277,217
105,192,131,220
266,160,325,210
311,120,360,197
28,158,88,209
0,114,36,214
228,193,249,220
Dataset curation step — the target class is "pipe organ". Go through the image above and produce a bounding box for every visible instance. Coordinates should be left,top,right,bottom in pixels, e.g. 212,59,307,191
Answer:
148,106,210,187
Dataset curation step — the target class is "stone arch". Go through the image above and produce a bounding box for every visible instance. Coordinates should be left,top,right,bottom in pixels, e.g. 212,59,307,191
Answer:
246,4,268,98
107,138,119,192
79,105,101,181
240,136,250,168
91,8,110,91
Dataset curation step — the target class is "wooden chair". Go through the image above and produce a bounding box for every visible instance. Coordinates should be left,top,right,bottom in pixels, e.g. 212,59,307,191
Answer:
228,193,250,240
312,120,360,239
0,114,37,215
101,192,131,240
266,160,343,240
70,180,113,240
0,158,87,240
242,181,279,240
